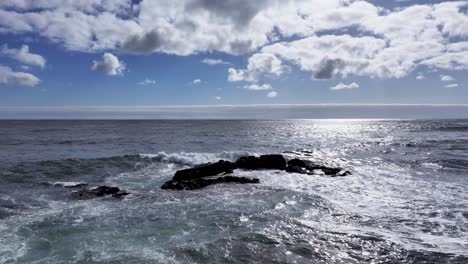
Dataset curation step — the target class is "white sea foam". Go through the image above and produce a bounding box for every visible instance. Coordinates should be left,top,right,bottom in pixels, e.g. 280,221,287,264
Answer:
139,151,255,166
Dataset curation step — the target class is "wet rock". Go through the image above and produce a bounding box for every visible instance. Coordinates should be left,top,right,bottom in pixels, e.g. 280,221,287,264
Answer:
173,160,237,181
161,176,260,190
287,158,351,176
75,186,129,199
236,154,286,170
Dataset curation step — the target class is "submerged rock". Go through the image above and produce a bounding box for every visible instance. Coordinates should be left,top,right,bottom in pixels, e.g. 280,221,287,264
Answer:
236,154,286,170
75,186,129,199
161,176,260,190
173,160,237,181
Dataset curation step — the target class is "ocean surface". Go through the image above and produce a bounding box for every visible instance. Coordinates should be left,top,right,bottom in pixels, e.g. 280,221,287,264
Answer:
0,120,467,263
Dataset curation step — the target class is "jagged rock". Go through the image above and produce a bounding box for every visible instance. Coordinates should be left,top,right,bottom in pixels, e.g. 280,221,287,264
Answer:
161,176,260,190
236,154,286,170
287,158,351,176
75,186,129,199
173,160,237,181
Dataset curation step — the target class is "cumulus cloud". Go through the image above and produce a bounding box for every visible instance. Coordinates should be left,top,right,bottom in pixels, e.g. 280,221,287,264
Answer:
416,73,425,80
201,58,231,65
1,44,46,68
330,82,359,90
139,78,156,85
244,83,272,90
0,0,467,82
215,96,222,100
440,75,455,81
267,91,278,98
92,53,125,76
192,79,202,84
445,83,459,88
0,65,41,86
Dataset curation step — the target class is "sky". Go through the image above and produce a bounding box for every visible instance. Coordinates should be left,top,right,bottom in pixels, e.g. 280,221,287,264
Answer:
0,0,468,118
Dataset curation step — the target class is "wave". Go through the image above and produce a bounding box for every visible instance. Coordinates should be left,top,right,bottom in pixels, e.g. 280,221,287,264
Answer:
139,151,255,166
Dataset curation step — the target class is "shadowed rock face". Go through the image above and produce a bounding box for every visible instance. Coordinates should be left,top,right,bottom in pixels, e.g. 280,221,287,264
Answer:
75,186,129,199
161,176,260,190
173,160,237,181
236,154,287,170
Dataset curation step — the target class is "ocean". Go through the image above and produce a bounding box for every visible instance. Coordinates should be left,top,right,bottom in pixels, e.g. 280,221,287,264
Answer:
0,119,467,263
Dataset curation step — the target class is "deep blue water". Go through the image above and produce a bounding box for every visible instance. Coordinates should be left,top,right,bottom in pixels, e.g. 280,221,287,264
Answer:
0,120,467,263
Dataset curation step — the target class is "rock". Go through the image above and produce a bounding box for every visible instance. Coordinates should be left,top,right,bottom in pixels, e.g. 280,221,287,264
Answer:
75,186,129,199
236,154,286,170
287,158,351,176
161,176,260,190
173,160,237,181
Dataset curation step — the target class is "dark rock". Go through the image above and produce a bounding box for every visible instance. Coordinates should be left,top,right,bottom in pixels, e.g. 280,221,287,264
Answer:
161,176,260,190
259,154,287,170
235,156,261,169
287,158,351,176
285,165,308,174
75,186,129,199
173,160,237,181
236,154,286,170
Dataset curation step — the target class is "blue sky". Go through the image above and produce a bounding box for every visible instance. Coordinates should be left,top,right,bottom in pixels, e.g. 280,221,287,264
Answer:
0,0,467,115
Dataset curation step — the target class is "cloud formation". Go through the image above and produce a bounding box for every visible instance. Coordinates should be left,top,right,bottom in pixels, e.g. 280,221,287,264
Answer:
139,79,156,85
92,53,125,76
440,75,455,81
267,91,278,98
330,82,359,91
1,44,46,68
445,83,459,88
0,0,467,82
0,65,41,86
244,83,272,91
192,79,202,84
201,58,231,65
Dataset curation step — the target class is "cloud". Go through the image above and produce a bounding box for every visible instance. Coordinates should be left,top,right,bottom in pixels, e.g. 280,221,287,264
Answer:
244,83,272,90
330,82,359,90
215,96,221,100
0,65,40,86
445,83,459,88
192,79,202,84
1,44,46,68
0,0,467,82
267,91,278,98
416,73,425,80
440,75,455,81
227,53,288,82
138,78,156,85
201,58,231,65
92,53,125,76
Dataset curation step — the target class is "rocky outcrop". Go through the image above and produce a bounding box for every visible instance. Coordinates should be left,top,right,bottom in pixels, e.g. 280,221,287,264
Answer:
161,176,260,190
161,154,351,191
75,186,129,199
235,154,287,170
173,160,237,181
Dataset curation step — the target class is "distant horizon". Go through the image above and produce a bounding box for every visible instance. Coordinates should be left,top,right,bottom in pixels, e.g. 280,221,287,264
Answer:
2,104,468,120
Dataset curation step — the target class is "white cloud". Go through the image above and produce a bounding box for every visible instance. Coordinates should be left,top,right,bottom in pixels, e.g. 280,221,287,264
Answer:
92,53,125,76
138,78,156,85
244,83,272,90
330,82,359,90
267,91,278,98
228,53,288,82
1,44,46,68
440,75,455,81
445,83,459,88
0,65,41,86
0,0,467,82
416,73,425,80
215,96,221,100
201,58,230,65
192,79,202,84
